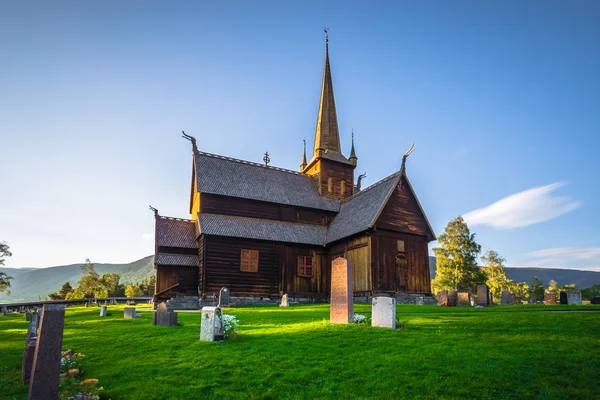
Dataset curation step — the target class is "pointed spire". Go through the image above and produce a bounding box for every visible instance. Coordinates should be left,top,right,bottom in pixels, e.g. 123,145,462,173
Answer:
300,139,307,171
349,129,357,164
313,27,341,155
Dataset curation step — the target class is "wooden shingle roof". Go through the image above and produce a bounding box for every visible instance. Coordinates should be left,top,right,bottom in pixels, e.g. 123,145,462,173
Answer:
195,151,340,212
155,216,198,248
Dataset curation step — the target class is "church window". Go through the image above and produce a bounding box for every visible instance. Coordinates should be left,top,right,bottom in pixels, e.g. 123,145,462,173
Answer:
397,240,405,252
328,177,333,193
297,256,313,277
240,249,259,272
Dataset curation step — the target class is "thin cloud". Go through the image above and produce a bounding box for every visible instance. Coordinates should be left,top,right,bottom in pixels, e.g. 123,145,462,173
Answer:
463,182,581,229
520,247,600,272
528,247,600,260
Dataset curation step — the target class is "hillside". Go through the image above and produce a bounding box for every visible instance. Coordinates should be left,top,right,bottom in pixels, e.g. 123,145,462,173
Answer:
428,256,600,288
0,256,155,303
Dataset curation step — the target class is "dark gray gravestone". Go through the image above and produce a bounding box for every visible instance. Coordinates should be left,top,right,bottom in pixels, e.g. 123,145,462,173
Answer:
447,291,458,306
153,302,178,326
28,304,65,400
437,291,448,306
567,291,582,305
218,287,230,308
26,311,32,322
500,291,513,305
476,285,490,306
22,310,41,384
559,292,568,305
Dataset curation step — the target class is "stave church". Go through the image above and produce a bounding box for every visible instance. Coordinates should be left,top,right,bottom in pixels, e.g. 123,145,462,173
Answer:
152,33,436,306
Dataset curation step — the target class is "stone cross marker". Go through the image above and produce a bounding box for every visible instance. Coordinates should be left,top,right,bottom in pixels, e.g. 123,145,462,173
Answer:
99,305,107,317
200,306,224,342
279,293,289,307
153,302,178,326
457,292,471,307
437,290,448,306
371,297,396,328
447,290,458,306
567,291,582,305
544,293,557,305
124,307,136,319
477,285,491,306
28,304,65,400
218,287,230,308
330,257,353,324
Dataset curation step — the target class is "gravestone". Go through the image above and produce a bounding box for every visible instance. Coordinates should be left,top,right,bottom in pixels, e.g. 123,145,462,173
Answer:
26,311,32,322
415,296,424,306
559,291,568,305
567,291,582,305
447,290,458,306
457,292,471,307
124,307,136,319
200,306,224,342
371,297,396,328
544,293,557,305
501,291,517,305
153,302,178,326
437,291,448,306
279,294,289,307
99,305,107,317
477,285,491,306
218,287,230,308
591,297,600,305
28,304,65,400
22,309,41,384
2,305,9,316
330,257,353,324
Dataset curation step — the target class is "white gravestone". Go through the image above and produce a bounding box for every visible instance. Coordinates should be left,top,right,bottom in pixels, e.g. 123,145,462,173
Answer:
123,307,136,319
200,306,224,342
371,297,396,328
99,306,107,317
279,294,289,307
567,292,582,305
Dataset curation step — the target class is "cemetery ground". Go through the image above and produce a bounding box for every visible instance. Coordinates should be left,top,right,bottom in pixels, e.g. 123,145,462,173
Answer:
1,305,599,400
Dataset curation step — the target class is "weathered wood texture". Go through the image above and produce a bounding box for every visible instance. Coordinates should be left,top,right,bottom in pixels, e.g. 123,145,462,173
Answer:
376,177,432,238
328,235,371,293
371,230,430,294
198,235,206,294
155,265,198,301
199,193,335,225
304,159,354,200
280,245,329,296
203,236,281,297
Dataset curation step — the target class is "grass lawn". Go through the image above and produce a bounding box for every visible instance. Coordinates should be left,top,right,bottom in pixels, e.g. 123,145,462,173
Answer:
1,304,599,399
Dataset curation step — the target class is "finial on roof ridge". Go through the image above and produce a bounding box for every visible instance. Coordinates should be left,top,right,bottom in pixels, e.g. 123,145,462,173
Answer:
182,130,197,151
149,205,159,218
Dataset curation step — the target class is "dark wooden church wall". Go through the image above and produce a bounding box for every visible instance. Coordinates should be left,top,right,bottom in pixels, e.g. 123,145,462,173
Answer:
204,236,282,297
281,244,329,296
199,193,334,226
317,160,355,200
155,265,199,301
198,235,206,294
371,230,431,294
376,177,430,237
328,235,372,293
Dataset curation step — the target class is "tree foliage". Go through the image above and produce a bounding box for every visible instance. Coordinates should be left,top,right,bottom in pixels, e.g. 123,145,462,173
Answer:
125,284,144,298
581,284,600,301
546,280,560,295
0,241,13,294
481,250,511,302
529,276,545,302
431,217,485,293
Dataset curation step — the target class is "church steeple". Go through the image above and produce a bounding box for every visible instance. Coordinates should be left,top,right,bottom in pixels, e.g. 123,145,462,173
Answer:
300,139,307,171
349,130,357,165
313,28,341,156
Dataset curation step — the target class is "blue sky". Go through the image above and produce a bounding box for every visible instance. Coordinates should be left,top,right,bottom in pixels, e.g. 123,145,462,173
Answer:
1,1,599,270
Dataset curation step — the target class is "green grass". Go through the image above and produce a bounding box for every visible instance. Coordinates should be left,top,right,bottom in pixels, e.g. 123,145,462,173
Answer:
1,304,599,399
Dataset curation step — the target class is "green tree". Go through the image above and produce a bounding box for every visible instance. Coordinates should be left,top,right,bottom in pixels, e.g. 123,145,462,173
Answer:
510,281,530,303
101,273,121,297
546,280,560,295
581,284,600,301
481,250,512,302
0,241,13,294
560,284,577,292
59,282,74,298
75,259,107,298
139,275,156,296
431,217,485,293
529,276,545,302
125,284,143,298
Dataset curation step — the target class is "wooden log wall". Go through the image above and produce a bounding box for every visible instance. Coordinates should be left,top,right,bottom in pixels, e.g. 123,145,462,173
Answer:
304,159,355,200
199,193,335,226
204,236,282,297
371,230,430,294
376,176,432,238
155,265,199,301
281,244,329,296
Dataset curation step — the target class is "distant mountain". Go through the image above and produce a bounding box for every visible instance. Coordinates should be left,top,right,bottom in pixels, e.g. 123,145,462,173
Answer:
429,256,600,288
0,256,155,303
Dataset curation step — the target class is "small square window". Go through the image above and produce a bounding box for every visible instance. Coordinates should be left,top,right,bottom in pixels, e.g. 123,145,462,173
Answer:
240,249,259,272
297,256,313,277
397,240,405,252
